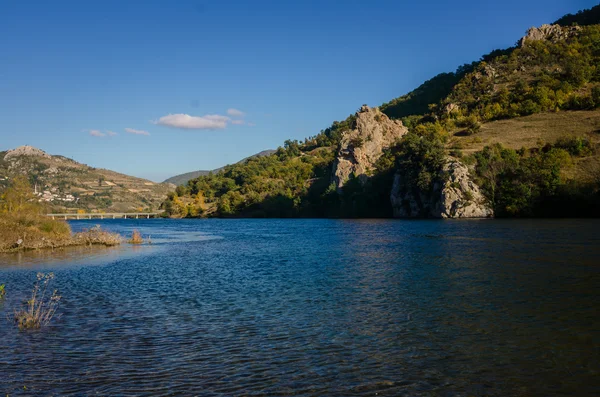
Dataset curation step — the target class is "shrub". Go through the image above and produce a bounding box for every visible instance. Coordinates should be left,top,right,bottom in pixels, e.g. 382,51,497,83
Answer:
14,273,61,330
554,136,594,156
128,229,144,244
74,225,122,246
38,219,71,235
0,284,5,298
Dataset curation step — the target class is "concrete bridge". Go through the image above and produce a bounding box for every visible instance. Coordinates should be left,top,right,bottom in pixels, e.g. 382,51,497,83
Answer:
47,212,162,220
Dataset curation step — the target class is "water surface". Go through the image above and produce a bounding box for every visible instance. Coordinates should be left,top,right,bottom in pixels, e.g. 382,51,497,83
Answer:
0,219,598,396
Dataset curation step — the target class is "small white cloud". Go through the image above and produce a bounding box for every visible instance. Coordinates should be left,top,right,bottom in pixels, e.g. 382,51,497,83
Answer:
89,130,106,137
154,113,229,130
231,119,245,125
106,130,118,136
125,128,150,136
247,122,256,127
227,108,245,117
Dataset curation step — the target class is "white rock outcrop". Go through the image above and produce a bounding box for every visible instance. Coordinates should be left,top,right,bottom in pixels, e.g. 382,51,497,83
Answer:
332,105,408,190
519,24,582,46
4,145,51,161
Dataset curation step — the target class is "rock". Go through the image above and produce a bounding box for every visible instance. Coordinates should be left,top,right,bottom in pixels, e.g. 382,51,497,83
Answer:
444,103,460,115
4,145,51,161
519,24,582,47
390,158,493,219
16,239,23,245
332,105,408,190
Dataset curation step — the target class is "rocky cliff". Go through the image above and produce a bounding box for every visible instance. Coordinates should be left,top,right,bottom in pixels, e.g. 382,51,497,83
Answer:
332,105,408,190
519,24,582,46
390,158,493,219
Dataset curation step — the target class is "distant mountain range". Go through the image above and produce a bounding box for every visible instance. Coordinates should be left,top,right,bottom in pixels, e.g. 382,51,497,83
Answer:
0,146,174,212
163,150,276,185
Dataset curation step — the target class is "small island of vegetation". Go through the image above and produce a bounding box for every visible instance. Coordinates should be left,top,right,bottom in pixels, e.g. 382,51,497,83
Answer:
0,176,121,253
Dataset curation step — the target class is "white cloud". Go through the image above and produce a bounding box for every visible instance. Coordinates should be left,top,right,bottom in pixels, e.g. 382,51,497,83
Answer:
89,130,106,137
154,113,229,130
227,108,245,117
247,122,256,127
106,130,118,136
231,119,245,125
125,128,150,136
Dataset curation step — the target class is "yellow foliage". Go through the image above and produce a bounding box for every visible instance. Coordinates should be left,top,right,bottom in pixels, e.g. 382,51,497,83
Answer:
0,176,39,214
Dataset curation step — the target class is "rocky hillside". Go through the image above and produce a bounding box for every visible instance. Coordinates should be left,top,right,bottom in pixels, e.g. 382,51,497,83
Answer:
0,146,174,213
163,4,600,219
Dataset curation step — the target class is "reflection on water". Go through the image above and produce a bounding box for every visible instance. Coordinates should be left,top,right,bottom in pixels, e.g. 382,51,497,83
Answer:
0,219,599,396
0,244,147,269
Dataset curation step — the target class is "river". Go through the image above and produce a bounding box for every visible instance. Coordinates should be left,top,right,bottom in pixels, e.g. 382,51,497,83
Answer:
0,219,598,396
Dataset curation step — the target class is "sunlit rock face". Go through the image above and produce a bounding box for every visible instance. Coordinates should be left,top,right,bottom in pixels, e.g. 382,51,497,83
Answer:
519,24,582,46
332,105,408,190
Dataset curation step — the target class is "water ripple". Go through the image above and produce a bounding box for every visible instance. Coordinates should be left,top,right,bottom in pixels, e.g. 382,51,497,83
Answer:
0,219,599,396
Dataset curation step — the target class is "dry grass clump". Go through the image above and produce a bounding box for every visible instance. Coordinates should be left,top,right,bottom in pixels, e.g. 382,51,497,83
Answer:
14,273,61,330
128,229,144,244
74,225,122,247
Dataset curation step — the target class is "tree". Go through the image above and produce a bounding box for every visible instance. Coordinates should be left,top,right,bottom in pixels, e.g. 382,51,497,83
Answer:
0,176,38,213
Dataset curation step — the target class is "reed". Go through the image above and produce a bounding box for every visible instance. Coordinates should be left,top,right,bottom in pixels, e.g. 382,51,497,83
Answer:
128,229,144,244
14,273,61,330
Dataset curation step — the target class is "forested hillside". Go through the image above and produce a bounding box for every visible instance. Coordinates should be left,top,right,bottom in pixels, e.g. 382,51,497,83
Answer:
163,4,600,218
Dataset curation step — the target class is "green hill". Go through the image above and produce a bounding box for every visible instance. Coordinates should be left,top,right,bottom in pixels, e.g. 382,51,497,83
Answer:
163,4,600,219
163,150,276,186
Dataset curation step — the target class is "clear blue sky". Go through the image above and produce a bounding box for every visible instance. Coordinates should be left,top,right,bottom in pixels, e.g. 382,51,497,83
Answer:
1,0,597,181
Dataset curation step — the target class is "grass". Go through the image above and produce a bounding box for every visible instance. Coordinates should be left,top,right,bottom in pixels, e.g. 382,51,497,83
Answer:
0,212,122,253
0,284,5,299
447,109,600,184
448,109,600,153
14,272,61,330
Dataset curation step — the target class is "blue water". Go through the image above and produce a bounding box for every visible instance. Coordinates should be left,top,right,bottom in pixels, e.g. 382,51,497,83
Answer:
0,219,599,396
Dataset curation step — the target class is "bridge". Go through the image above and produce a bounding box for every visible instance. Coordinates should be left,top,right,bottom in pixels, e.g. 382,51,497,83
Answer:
47,212,162,220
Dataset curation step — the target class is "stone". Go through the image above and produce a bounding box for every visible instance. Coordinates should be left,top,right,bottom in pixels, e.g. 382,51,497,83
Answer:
519,24,582,47
4,145,52,161
332,105,408,190
390,157,493,219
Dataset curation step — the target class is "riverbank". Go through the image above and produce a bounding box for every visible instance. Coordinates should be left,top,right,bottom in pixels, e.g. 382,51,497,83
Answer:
0,212,121,253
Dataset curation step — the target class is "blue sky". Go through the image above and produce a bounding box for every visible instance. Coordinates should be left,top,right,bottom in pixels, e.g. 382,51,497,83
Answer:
0,0,597,182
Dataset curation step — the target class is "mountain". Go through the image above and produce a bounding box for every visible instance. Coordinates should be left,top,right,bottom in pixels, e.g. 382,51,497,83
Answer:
0,146,174,213
163,4,600,218
163,150,276,186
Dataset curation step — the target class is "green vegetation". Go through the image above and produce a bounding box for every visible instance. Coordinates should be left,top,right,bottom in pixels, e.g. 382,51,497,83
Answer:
0,284,5,299
555,4,600,27
163,144,338,217
470,139,598,217
163,6,600,218
14,273,61,330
